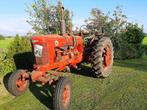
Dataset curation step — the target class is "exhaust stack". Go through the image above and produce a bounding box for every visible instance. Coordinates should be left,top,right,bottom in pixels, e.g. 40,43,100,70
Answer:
60,7,66,36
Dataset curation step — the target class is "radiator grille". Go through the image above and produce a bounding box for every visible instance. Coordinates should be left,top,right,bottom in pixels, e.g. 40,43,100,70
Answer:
35,44,49,65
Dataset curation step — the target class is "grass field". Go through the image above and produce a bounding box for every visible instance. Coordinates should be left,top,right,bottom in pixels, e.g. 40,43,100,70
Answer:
142,36,147,45
0,56,147,110
0,38,14,49
0,37,147,110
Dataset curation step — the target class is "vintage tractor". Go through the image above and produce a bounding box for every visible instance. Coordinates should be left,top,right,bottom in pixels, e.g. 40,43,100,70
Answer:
7,7,113,110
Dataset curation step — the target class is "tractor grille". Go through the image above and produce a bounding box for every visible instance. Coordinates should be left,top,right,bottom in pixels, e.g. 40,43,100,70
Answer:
35,44,49,65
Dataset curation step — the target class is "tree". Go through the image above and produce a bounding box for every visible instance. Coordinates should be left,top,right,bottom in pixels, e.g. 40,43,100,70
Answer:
119,23,145,59
85,6,127,48
86,6,145,59
26,0,71,35
0,34,5,40
85,8,109,32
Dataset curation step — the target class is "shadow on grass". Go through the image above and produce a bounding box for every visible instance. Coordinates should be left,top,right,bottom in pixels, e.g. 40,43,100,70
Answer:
13,52,34,71
3,72,12,93
3,73,54,110
13,52,54,109
71,64,94,78
29,82,54,110
2,52,34,93
114,57,147,72
2,52,104,109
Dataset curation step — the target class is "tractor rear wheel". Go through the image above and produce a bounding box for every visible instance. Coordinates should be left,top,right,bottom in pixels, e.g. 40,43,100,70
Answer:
90,37,113,78
53,77,71,110
8,70,30,96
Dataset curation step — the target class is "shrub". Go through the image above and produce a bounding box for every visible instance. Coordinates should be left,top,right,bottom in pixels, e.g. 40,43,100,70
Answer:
7,35,34,70
0,34,5,40
0,35,34,76
145,47,147,55
142,37,147,55
0,53,14,76
7,35,31,57
142,45,147,55
115,24,145,59
122,24,145,44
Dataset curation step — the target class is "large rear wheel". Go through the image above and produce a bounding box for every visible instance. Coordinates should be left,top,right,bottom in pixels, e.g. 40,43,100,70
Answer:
53,77,71,110
90,37,113,78
8,70,30,96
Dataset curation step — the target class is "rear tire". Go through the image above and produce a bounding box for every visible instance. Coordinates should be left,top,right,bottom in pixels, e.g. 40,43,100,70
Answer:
53,77,71,110
8,70,30,96
90,37,113,78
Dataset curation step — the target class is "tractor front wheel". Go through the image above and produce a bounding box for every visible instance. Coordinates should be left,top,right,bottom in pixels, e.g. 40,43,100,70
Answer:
8,70,30,96
53,77,71,110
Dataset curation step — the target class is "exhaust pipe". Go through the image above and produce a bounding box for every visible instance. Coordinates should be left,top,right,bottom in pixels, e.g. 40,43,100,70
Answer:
60,7,66,36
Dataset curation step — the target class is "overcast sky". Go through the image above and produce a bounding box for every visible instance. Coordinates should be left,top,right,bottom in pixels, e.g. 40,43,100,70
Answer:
0,0,146,36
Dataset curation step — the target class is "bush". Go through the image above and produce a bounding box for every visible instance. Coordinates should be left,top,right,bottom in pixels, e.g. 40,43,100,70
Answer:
7,35,34,70
0,35,5,40
115,41,144,59
142,45,147,55
114,24,145,59
0,35,34,76
145,47,147,55
7,35,31,57
0,53,14,76
122,24,145,44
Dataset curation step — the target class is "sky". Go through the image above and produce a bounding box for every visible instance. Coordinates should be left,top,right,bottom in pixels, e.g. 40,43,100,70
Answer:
0,0,147,36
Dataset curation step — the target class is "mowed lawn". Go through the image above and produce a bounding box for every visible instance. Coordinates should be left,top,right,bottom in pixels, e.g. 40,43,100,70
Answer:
0,37,147,110
0,38,14,49
0,56,147,110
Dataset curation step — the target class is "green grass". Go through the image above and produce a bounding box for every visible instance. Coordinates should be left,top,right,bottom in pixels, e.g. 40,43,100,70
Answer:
0,37,147,110
0,38,14,49
0,56,147,110
142,36,147,45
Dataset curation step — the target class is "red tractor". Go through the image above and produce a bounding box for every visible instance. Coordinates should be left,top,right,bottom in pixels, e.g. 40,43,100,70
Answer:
8,7,113,110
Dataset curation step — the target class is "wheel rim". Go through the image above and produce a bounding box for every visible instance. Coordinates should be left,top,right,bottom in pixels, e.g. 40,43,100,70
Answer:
103,45,112,69
62,85,70,107
16,72,28,91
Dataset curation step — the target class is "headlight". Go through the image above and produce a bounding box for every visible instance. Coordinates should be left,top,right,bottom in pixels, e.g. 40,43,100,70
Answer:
34,45,43,57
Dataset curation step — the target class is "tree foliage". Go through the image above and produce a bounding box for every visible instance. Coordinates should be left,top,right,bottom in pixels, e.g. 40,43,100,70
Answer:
85,8,108,32
86,6,145,59
122,23,144,43
26,0,71,35
86,6,127,47
119,24,145,59
0,34,5,40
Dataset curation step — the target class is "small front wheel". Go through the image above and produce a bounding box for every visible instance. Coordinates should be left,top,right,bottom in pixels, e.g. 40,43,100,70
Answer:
8,70,30,96
53,77,71,110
